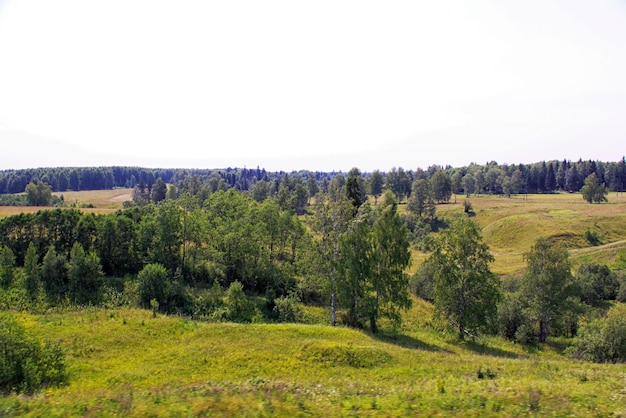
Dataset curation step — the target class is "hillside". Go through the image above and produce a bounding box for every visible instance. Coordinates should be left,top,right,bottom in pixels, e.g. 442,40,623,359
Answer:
1,306,625,417
434,192,626,275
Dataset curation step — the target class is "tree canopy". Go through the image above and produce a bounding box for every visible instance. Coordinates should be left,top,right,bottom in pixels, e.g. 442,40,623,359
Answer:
429,217,501,339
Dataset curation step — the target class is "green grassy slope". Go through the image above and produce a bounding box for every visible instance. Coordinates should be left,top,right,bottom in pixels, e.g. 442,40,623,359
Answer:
1,306,625,417
436,193,626,274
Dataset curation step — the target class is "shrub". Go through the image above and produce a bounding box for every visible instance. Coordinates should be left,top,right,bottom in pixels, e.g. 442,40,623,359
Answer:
273,293,303,323
567,303,626,362
224,281,253,321
137,263,170,309
0,313,67,393
574,263,618,306
410,262,434,302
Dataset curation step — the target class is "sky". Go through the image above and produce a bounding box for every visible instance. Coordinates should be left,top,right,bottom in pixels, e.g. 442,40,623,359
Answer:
0,0,625,172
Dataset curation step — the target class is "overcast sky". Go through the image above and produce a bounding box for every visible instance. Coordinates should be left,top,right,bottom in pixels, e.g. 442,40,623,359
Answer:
0,1,625,172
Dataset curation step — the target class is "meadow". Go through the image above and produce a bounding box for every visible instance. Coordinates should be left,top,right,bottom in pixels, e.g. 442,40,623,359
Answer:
435,192,626,275
1,190,626,416
0,189,132,218
0,304,624,417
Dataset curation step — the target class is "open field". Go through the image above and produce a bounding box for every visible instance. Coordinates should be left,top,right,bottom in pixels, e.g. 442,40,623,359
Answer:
434,192,626,275
0,189,132,219
54,188,133,209
1,305,625,417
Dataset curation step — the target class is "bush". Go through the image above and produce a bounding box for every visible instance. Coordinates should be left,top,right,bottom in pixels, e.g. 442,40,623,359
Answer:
410,262,434,302
0,313,67,393
273,293,303,323
224,281,253,321
137,263,171,308
574,263,618,306
567,303,626,363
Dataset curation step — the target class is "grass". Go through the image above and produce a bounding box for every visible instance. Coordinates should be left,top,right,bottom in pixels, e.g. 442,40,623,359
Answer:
1,305,625,416
0,189,132,218
435,192,626,274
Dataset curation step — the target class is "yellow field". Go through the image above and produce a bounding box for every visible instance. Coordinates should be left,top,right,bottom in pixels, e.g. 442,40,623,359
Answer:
54,188,133,209
0,188,132,218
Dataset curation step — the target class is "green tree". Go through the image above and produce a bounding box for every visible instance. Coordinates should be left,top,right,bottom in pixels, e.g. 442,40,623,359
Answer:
430,170,452,204
166,183,178,200
338,203,373,327
306,175,319,205
311,194,352,326
408,179,435,219
429,217,501,339
0,246,16,288
151,178,167,203
25,180,52,206
251,179,270,202
67,242,104,305
521,238,573,343
41,246,68,303
366,191,412,332
137,263,171,308
346,168,366,211
574,263,619,306
462,173,475,197
23,242,41,300
368,170,384,205
581,173,608,203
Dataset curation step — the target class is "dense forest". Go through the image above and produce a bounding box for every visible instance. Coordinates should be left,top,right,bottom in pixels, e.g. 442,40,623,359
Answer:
1,157,625,197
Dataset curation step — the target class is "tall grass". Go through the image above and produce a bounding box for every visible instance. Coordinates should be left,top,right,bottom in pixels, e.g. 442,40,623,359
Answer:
0,306,624,416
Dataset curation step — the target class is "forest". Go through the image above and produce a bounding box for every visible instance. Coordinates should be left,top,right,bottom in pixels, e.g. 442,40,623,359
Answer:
1,157,625,197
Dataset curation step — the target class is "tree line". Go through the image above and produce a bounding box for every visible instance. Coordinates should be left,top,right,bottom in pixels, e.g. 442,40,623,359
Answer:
1,157,625,197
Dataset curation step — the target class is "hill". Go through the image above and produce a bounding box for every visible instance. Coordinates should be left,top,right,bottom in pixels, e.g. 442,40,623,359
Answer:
0,306,625,417
434,192,626,275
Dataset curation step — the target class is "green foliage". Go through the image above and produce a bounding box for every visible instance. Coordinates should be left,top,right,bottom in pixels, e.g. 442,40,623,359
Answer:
497,293,534,343
574,263,619,306
137,263,170,308
568,303,626,362
298,341,392,368
408,179,435,219
521,238,574,342
430,170,452,203
584,229,601,246
581,173,608,203
23,242,41,299
41,245,68,302
224,281,253,321
410,261,434,302
463,200,473,214
273,293,303,323
0,245,16,288
67,242,104,305
0,313,66,393
25,180,53,206
430,217,501,339
340,192,412,333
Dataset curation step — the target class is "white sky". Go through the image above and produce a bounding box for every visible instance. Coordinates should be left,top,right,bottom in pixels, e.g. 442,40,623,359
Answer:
0,1,625,172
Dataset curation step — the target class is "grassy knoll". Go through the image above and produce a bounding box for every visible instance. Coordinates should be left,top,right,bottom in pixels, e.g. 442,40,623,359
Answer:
435,192,626,275
1,305,625,417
